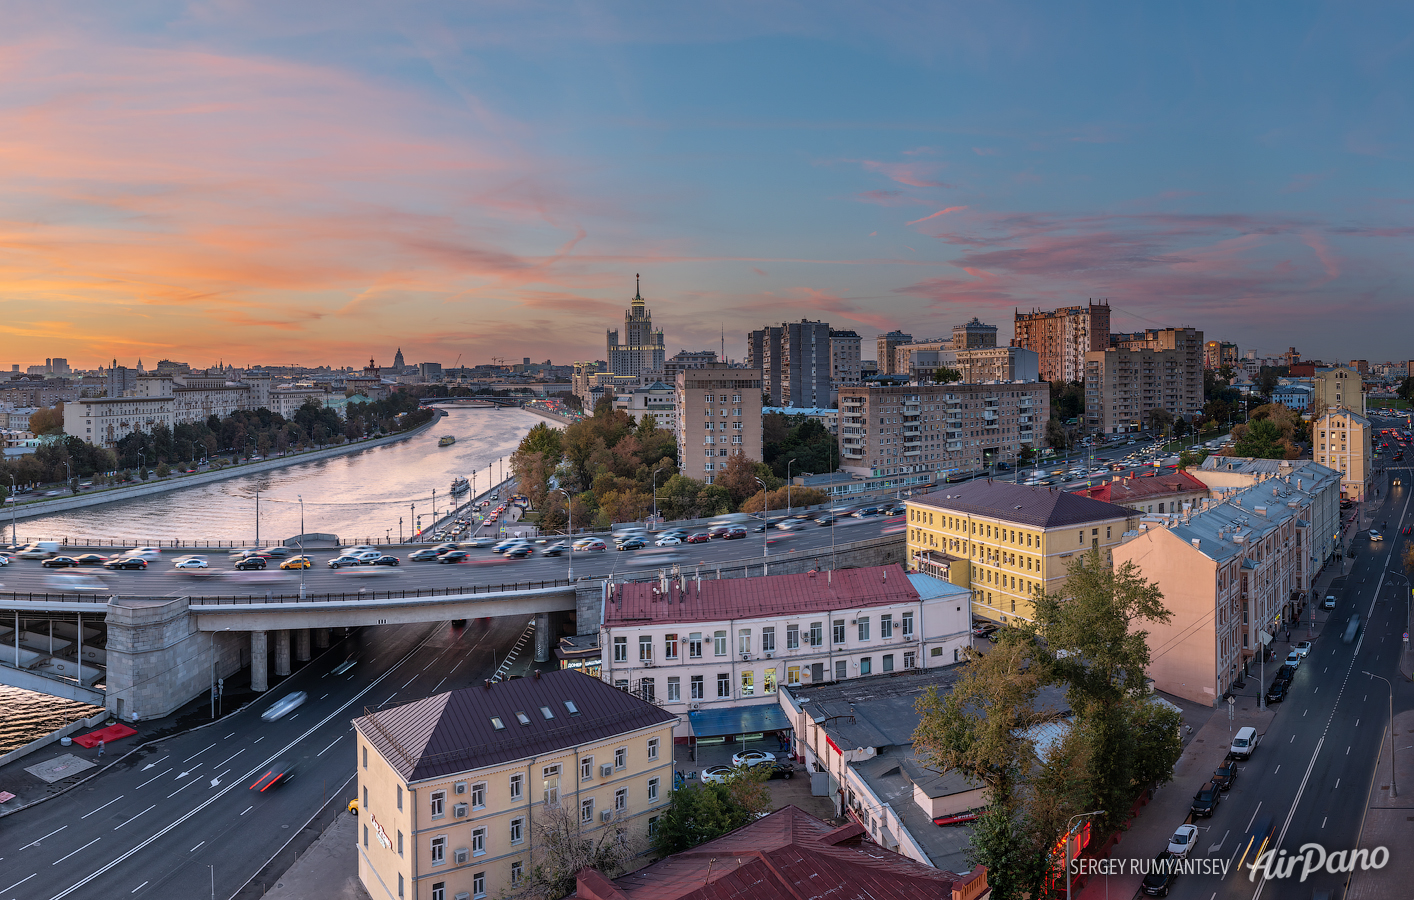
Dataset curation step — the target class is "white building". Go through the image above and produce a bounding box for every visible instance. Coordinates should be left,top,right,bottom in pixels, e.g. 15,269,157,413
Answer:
598,565,972,742
614,380,678,433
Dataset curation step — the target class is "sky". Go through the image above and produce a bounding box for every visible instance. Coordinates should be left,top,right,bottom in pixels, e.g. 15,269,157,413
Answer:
1,1,1411,370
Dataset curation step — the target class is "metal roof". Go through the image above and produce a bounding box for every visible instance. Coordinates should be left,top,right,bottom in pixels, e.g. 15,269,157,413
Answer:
352,669,678,783
910,479,1134,528
1072,470,1208,504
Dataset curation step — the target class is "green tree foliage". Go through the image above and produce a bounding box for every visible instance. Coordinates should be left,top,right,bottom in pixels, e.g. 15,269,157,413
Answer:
650,770,771,857
1232,417,1288,459
1044,417,1068,450
715,452,778,509
1049,380,1085,422
762,414,836,478
1397,376,1414,405
1147,408,1174,434
511,422,565,508
932,366,963,384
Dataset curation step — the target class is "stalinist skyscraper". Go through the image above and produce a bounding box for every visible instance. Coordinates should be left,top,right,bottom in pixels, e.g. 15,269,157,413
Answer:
606,274,666,377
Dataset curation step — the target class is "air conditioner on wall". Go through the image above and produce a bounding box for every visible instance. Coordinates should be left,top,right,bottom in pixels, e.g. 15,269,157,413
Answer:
454,782,467,794
601,809,613,822
454,803,468,818
454,848,469,865
600,764,613,778
764,651,773,658
690,702,700,709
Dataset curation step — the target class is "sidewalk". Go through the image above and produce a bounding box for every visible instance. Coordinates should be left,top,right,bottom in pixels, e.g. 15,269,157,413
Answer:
1346,710,1414,899
252,810,369,900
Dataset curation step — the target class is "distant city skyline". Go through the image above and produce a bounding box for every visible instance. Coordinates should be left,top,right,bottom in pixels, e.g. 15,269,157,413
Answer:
2,3,1411,368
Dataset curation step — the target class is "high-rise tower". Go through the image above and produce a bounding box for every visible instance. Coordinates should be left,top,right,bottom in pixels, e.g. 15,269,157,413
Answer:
606,274,666,377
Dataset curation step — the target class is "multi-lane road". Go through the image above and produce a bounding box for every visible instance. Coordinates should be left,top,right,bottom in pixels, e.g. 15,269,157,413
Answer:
0,615,539,900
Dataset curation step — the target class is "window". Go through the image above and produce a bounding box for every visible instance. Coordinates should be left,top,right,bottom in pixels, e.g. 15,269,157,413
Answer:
880,614,892,638
565,700,580,715
430,790,444,818
396,785,403,810
581,756,594,781
787,665,801,685
835,660,847,680
648,777,660,801
639,636,653,661
363,825,368,848
540,706,554,720
510,817,524,844
666,677,680,701
902,611,914,637
764,669,777,693
691,675,704,699
398,874,404,899
491,716,504,730
786,624,799,649
472,872,485,900
809,622,823,646
857,617,870,641
509,773,523,800
432,883,444,900
648,737,660,760
431,835,447,864
739,629,752,654
510,862,523,886
688,633,703,658
613,637,627,662
615,788,628,812
543,766,560,805
615,747,626,769
833,620,846,644
665,633,678,658
861,657,872,675
615,678,628,690
397,830,404,856
883,653,894,672
741,671,754,695
905,651,916,668
717,672,730,697
649,816,660,836
471,782,485,809
714,631,727,656
364,785,369,809
581,798,595,823
362,746,367,769
469,826,486,856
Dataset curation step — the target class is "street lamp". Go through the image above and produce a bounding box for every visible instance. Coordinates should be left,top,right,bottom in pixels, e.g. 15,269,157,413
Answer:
1064,810,1105,900
297,494,306,600
8,474,15,547
786,459,798,515
754,476,769,559
1363,671,1397,798
254,489,260,548
651,465,668,525
554,487,574,581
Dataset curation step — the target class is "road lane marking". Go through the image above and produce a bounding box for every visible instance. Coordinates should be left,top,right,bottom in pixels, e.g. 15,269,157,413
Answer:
113,804,156,830
1244,801,1263,833
21,826,67,849
50,838,101,866
253,736,264,743
320,693,328,699
130,882,146,894
215,750,243,768
140,756,168,772
224,732,235,739
136,768,171,788
1,875,35,895
182,743,216,763
402,676,417,688
316,737,341,757
1322,817,1327,827
1273,765,1280,775
81,795,124,819
240,806,253,816
190,842,204,853
1347,746,1351,755
434,678,446,692
1335,778,1340,789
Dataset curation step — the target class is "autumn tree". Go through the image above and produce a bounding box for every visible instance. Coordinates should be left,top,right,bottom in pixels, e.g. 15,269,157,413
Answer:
504,802,643,900
28,404,65,435
739,486,828,514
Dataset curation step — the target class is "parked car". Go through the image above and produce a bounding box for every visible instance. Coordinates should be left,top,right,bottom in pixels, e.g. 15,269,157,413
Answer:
699,766,734,785
1284,650,1302,669
1293,640,1311,657
1274,664,1296,683
972,622,999,638
1212,762,1238,791
234,556,267,570
104,556,148,570
1167,823,1199,858
731,749,775,768
1322,595,1337,610
1191,781,1222,817
1265,680,1288,703
1140,851,1179,896
748,760,797,780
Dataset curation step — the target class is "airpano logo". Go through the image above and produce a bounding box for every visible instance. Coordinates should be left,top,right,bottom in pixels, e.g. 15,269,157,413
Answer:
1247,843,1390,882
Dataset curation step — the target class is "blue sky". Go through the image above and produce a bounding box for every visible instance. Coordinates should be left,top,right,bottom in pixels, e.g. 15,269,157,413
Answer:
1,1,1410,369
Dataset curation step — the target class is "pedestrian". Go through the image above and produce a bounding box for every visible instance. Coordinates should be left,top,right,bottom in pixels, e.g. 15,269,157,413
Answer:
97,739,104,758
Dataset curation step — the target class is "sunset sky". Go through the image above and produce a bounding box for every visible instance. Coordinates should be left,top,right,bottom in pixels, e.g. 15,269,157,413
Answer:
2,2,1411,370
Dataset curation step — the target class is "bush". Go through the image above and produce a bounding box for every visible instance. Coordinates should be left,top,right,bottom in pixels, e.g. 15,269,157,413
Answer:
155,463,171,478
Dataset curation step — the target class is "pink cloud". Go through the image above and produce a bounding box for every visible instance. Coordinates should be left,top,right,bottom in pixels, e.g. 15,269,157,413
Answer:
906,206,968,226
855,189,927,207
859,159,952,188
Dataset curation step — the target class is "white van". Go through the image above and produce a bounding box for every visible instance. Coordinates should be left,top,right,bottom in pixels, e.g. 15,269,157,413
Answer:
1230,726,1257,760
17,541,60,559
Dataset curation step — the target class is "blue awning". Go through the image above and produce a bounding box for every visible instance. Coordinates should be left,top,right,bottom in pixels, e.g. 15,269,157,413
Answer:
687,704,790,738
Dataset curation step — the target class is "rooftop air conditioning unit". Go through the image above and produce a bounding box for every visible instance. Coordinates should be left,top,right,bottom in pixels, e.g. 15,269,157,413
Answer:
600,763,613,778
454,848,469,865
601,809,613,822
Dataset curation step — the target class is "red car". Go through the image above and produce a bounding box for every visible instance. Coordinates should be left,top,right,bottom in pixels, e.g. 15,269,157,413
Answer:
685,533,712,544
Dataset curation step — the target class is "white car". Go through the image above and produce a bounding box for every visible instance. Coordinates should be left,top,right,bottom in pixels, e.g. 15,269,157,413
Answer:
1368,530,1383,542
351,549,382,563
124,547,162,560
655,536,683,546
173,556,208,569
1167,823,1199,858
347,545,379,555
700,766,734,785
260,690,308,722
1293,640,1312,657
1285,650,1302,669
731,749,775,768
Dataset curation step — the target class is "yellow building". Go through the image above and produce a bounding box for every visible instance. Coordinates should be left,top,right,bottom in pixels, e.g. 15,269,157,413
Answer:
1311,407,1372,501
906,481,1136,624
354,670,678,900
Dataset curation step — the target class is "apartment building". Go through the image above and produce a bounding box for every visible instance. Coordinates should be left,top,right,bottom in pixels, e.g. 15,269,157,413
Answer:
891,338,951,379
900,346,1040,384
1083,327,1204,434
837,381,1048,480
829,329,863,387
674,364,764,484
747,319,831,408
1310,407,1372,501
906,480,1136,625
662,349,717,381
353,670,677,900
615,381,678,433
62,396,174,446
1011,301,1111,382
875,331,913,375
599,566,971,741
1071,470,1209,515
1204,340,1240,370
952,317,998,349
1310,365,1366,416
1114,461,1342,705
1192,457,1343,575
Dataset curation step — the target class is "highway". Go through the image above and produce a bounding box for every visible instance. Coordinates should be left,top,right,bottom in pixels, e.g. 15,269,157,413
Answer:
0,615,539,900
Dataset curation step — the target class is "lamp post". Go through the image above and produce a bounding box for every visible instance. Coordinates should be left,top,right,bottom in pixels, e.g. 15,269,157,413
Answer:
297,494,306,600
254,489,260,548
411,503,416,541
554,487,574,581
651,465,668,525
8,474,15,547
1363,671,1397,798
754,476,768,559
1064,810,1105,900
786,459,798,516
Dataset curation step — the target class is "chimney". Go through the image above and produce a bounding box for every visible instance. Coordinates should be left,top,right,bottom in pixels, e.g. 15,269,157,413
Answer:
484,679,492,690
534,669,541,680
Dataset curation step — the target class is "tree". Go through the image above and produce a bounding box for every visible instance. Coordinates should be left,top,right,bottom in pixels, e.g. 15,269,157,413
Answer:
28,404,64,435
715,452,775,509
1049,380,1085,422
507,802,642,900
650,769,771,857
763,415,836,478
1398,376,1414,405
1232,418,1286,459
739,486,828,514
932,366,963,384
1044,417,1068,450
1147,408,1173,434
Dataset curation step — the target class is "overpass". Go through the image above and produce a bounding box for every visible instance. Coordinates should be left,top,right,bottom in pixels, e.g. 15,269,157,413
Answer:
0,533,904,724
419,396,523,408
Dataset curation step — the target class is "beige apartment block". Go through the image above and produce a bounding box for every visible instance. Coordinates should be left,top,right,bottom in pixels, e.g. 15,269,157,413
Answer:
1011,301,1111,383
828,329,863,387
1311,407,1372,501
875,331,913,375
1083,327,1204,434
354,670,677,900
906,481,1135,625
674,364,763,484
838,381,1048,480
1114,463,1341,705
1310,365,1366,416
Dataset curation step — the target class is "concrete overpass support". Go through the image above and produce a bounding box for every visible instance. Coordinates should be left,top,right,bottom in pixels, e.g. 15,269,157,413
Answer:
534,612,551,664
313,628,330,650
295,628,311,663
105,596,244,721
274,629,292,678
251,631,269,692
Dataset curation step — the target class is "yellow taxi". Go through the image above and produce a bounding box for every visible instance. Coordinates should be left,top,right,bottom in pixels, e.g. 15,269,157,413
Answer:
280,556,312,570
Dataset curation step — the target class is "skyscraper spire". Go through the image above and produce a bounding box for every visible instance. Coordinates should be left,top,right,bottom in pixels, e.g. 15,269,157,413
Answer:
634,272,642,302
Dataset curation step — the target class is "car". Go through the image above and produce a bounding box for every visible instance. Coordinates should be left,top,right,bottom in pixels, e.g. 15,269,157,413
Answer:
328,556,363,568
280,556,312,570
776,519,810,531
1343,613,1361,643
656,530,688,541
1191,781,1222,817
505,546,534,559
408,548,441,561
615,537,647,551
234,556,267,570
1293,640,1311,657
1274,664,1296,683
351,549,382,563
0,555,8,566
751,523,767,533
348,799,359,815
1284,650,1302,668
816,515,838,526
749,760,797,780
42,556,81,568
123,547,162,560
173,556,208,569
932,810,984,827
249,760,295,792
372,555,400,566
731,749,775,768
1369,529,1383,541
724,526,747,539
1322,594,1337,610
1167,823,1199,858
346,545,379,556
1140,851,1179,896
71,554,109,566
578,539,608,552
1212,762,1238,791
707,525,733,539
699,766,735,785
438,550,471,564
655,536,683,546
458,538,495,549
260,690,308,721
1265,680,1289,703
685,533,711,544
104,556,148,569
852,507,881,518
540,543,567,556
257,546,293,559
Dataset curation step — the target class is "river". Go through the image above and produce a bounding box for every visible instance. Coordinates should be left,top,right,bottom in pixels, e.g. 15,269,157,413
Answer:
0,407,539,754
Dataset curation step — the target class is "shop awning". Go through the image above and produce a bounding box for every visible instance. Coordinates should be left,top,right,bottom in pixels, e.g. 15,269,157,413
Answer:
687,704,790,738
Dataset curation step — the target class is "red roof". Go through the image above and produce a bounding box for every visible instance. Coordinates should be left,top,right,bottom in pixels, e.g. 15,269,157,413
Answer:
1071,469,1207,505
568,805,984,900
604,565,918,626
